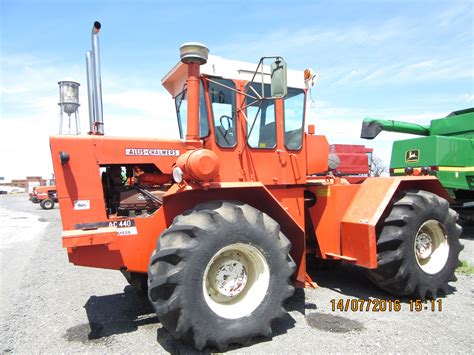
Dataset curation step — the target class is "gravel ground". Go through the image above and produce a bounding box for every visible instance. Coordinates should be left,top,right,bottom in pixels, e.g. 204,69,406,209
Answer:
1,193,473,354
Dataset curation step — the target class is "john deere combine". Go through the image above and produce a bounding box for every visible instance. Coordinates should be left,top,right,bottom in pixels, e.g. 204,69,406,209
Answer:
361,108,474,220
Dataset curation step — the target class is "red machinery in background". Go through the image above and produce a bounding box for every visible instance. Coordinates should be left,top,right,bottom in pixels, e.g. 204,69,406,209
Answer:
329,144,373,182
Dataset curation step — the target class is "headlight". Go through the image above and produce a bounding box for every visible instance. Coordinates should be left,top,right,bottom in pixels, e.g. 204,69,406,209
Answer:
172,166,184,183
404,166,414,175
421,166,431,175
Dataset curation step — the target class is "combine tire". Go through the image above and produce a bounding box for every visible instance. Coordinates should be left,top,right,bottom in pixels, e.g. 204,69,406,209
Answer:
40,199,55,210
148,201,296,351
367,190,463,299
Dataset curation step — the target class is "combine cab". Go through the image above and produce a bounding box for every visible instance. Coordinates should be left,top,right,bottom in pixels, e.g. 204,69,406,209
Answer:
50,22,463,350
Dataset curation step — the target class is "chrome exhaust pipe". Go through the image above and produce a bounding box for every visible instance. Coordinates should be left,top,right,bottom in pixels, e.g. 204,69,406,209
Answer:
85,50,95,133
91,21,104,134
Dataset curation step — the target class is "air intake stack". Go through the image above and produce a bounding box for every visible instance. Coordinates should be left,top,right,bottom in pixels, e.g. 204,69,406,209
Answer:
179,42,209,141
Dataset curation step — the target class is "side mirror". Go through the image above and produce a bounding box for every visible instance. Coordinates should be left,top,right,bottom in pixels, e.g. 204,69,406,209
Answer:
271,59,287,98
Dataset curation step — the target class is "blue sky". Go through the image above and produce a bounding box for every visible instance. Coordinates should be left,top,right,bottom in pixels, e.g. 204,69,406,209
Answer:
1,0,473,180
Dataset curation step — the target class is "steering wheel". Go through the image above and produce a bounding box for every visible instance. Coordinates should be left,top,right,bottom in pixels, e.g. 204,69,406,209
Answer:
219,115,233,132
219,115,234,144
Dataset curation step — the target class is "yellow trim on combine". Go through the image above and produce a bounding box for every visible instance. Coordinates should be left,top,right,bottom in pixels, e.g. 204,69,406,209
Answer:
393,166,474,173
437,166,474,172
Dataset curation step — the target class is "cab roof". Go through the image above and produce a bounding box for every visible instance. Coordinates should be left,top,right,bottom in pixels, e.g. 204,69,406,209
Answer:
162,55,306,98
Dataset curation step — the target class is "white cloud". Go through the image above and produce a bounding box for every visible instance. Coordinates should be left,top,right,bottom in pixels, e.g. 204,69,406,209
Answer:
0,110,57,181
1,3,472,181
102,89,179,138
0,53,180,181
436,3,474,28
104,89,176,116
0,99,180,181
0,86,29,94
214,18,404,59
334,56,473,86
212,10,472,87
305,102,450,168
462,94,474,103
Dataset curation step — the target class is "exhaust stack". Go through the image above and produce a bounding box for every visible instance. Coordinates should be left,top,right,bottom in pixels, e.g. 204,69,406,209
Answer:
86,21,104,135
85,50,95,133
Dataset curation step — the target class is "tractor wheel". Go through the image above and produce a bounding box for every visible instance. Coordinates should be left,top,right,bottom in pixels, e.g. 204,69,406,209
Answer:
40,199,55,210
367,190,463,299
121,270,148,294
148,201,296,351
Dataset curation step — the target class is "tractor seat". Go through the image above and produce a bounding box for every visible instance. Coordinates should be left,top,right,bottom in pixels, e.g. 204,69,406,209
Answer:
259,122,276,148
215,125,234,146
284,128,303,150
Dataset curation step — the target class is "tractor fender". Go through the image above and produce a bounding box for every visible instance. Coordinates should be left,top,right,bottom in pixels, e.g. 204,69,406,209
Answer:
161,182,306,285
340,176,449,269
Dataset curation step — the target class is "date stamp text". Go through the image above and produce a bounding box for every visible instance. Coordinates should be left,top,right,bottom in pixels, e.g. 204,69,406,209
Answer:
330,298,443,312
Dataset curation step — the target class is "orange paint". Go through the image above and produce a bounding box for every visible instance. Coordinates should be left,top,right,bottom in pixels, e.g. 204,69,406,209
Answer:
176,149,220,182
50,55,452,289
186,62,201,141
138,173,171,185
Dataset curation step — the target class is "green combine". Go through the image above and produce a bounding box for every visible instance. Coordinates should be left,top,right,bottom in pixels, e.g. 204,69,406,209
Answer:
361,108,474,221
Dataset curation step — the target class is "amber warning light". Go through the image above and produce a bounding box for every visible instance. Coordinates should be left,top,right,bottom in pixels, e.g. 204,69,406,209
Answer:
304,68,319,88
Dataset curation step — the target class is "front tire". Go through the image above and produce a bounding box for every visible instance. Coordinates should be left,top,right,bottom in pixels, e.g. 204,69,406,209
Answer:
40,199,54,210
121,270,148,293
367,190,463,299
148,201,296,351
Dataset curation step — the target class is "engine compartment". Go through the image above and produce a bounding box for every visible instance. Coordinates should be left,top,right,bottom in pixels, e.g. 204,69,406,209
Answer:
101,164,171,218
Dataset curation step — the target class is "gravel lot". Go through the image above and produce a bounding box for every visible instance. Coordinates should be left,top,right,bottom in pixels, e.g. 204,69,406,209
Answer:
1,193,473,353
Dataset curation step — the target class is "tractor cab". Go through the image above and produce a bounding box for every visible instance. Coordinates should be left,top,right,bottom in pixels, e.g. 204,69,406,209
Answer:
162,51,329,185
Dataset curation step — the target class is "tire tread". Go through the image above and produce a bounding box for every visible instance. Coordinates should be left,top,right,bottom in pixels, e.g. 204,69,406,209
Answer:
367,190,462,299
148,200,295,350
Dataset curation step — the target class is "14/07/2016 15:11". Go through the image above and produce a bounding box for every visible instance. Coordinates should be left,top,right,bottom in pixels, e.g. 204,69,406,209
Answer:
330,298,443,312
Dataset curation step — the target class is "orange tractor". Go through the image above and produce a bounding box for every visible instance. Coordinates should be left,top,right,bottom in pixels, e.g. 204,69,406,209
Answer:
29,185,58,210
50,22,463,350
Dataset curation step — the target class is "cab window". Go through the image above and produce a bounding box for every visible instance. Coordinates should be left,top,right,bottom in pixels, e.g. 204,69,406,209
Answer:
175,81,209,139
284,88,305,150
208,78,237,147
245,82,276,149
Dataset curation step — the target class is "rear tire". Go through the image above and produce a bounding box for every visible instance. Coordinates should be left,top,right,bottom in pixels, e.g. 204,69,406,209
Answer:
40,199,54,210
148,201,296,351
367,190,463,299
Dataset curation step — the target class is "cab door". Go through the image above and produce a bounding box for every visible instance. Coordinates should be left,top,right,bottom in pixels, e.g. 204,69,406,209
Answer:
200,76,307,186
240,81,307,185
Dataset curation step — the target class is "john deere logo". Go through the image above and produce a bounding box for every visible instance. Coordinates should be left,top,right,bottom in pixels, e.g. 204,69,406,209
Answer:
405,149,420,163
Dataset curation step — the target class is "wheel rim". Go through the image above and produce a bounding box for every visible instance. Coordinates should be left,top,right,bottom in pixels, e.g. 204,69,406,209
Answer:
202,243,270,319
44,201,52,208
414,220,449,274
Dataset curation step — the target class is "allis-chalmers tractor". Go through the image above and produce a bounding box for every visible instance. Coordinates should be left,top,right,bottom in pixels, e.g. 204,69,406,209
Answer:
50,22,463,350
29,185,58,210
